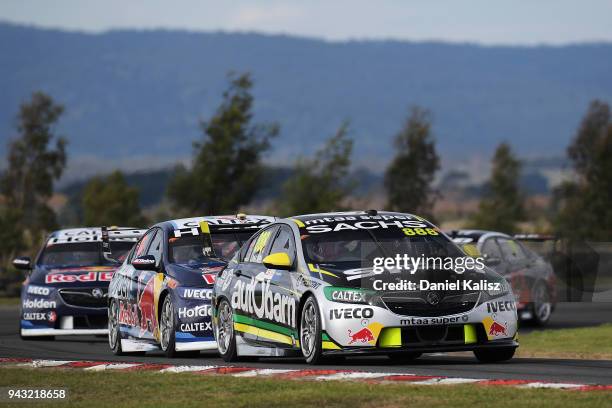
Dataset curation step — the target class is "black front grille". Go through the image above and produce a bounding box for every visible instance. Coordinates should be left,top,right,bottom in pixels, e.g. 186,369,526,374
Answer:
59,288,107,308
401,325,469,345
382,291,480,317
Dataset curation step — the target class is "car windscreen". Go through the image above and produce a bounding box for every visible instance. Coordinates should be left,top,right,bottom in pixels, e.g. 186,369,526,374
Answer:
38,241,134,267
169,231,253,264
301,228,463,266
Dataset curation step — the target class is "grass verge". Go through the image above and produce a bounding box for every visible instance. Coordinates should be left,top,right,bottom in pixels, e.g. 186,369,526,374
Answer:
518,324,612,360
0,297,20,306
0,367,610,408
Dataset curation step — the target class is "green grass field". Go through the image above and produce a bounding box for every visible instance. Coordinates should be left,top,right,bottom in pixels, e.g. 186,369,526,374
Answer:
518,324,612,360
0,367,610,408
0,297,19,306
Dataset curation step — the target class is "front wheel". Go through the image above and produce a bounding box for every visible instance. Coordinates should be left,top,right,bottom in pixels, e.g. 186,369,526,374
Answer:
300,296,323,364
474,347,516,363
160,295,180,357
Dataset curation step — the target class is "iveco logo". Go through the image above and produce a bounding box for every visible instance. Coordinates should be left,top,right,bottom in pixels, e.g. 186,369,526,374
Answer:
91,288,104,299
426,291,442,305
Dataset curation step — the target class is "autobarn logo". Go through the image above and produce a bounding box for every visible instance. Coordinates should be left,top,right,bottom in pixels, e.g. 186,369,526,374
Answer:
22,299,56,309
329,307,374,320
178,305,212,319
27,286,50,296
231,277,295,327
486,300,516,313
45,272,113,283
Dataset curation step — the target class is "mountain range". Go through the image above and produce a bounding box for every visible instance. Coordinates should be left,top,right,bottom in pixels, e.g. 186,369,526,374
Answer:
1,22,611,177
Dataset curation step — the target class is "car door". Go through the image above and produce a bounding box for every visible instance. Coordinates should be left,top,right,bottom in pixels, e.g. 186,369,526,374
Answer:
126,228,158,340
229,225,279,343
253,225,299,345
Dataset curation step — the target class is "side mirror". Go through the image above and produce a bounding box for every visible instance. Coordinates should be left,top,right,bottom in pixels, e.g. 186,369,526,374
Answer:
132,255,158,271
263,253,292,271
485,256,502,266
13,257,32,270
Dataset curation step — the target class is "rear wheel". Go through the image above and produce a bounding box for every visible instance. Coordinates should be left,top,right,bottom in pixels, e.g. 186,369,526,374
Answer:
474,347,516,363
300,296,323,365
216,299,238,362
108,299,124,355
530,281,552,326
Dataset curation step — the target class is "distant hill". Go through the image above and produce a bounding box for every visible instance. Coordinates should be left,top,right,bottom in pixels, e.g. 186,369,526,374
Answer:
2,22,612,172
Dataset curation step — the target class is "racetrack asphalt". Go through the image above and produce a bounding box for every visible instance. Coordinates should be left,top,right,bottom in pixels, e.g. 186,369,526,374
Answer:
1,303,611,385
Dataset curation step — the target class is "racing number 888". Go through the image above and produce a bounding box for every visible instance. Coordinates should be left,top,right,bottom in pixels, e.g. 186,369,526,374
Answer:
402,227,439,236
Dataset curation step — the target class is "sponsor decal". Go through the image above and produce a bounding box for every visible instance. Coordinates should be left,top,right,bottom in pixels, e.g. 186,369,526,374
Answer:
23,311,56,322
180,288,213,300
137,274,157,337
482,316,509,339
178,305,211,319
306,219,429,234
231,277,296,327
27,286,50,296
489,321,507,336
400,316,464,325
22,299,57,309
202,274,216,284
119,301,138,326
179,322,212,332
348,327,374,344
486,300,516,313
133,257,156,266
45,272,113,283
329,307,374,320
329,289,366,303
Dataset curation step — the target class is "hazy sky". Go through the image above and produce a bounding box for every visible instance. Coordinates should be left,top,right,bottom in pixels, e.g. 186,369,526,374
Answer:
1,0,612,45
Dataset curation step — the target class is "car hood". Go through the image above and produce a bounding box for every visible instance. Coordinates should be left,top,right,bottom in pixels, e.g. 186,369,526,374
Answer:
166,259,228,287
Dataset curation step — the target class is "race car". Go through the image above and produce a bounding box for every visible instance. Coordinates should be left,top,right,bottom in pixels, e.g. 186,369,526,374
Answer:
107,214,276,357
212,211,518,364
14,227,146,339
448,230,557,325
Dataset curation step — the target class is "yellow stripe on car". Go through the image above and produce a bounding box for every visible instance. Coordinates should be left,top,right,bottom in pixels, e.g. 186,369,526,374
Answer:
308,263,339,279
234,322,294,345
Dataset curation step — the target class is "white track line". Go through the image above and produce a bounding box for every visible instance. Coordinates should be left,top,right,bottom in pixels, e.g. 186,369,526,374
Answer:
233,368,298,377
160,365,218,373
316,372,394,381
85,363,142,371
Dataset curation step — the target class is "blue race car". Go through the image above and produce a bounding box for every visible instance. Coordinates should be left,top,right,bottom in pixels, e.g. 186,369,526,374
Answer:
107,214,275,357
14,227,146,339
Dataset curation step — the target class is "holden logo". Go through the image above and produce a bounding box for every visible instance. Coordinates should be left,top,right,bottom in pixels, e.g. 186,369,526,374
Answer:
426,291,442,305
91,288,104,299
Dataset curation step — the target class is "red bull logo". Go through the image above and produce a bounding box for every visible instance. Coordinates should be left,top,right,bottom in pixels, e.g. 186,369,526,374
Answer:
489,321,507,336
137,275,157,337
348,327,374,344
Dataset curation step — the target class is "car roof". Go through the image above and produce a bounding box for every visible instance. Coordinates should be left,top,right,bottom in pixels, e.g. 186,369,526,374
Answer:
46,227,146,245
289,210,426,223
446,229,512,241
157,214,277,234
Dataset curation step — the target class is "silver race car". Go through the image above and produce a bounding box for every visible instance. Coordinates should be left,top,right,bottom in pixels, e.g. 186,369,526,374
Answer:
212,211,518,364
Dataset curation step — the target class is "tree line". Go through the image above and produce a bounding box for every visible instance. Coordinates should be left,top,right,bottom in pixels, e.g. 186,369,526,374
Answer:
1,73,611,291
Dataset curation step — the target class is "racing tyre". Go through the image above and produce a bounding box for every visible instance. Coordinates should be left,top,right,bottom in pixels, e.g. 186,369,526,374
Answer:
300,296,323,365
216,299,239,362
108,299,124,355
473,347,516,363
388,352,422,364
530,281,552,326
160,295,180,358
